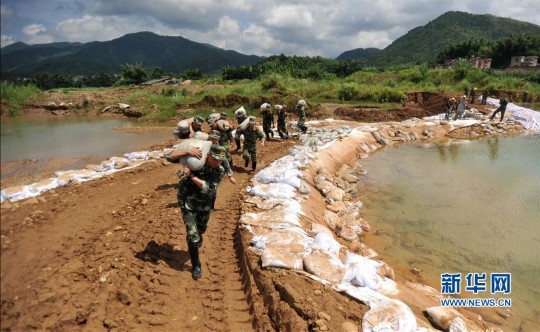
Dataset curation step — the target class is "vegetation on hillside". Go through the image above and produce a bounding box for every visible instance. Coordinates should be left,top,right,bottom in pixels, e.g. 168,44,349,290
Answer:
359,11,540,68
436,34,540,68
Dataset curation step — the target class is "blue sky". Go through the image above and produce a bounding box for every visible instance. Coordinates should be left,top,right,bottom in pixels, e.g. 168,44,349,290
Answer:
1,0,539,58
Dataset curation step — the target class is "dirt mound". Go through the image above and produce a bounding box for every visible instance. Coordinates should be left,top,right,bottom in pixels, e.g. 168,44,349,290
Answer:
334,91,497,123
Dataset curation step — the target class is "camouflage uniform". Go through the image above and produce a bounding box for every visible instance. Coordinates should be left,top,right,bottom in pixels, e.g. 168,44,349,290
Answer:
296,105,307,133
277,109,289,139
262,109,274,140
234,115,247,150
217,127,234,167
242,126,265,170
177,164,225,246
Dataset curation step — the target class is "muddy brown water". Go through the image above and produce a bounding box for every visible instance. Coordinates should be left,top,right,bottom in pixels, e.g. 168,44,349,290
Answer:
360,135,540,331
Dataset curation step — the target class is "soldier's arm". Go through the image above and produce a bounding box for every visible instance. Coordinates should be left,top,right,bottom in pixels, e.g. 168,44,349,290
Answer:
166,147,202,161
258,129,265,145
222,158,234,177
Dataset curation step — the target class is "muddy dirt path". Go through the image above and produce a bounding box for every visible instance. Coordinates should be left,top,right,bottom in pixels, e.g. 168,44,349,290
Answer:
0,139,294,331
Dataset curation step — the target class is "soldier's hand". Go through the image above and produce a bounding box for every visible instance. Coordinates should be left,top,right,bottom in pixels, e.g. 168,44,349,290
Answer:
228,176,237,185
184,166,191,178
261,141,265,146
189,147,202,159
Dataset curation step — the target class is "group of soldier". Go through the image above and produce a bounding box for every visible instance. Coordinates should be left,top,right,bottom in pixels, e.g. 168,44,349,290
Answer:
169,99,308,280
444,90,510,122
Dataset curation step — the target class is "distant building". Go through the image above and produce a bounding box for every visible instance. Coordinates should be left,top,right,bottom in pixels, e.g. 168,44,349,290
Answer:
468,57,491,69
509,56,538,67
443,57,491,69
141,76,181,86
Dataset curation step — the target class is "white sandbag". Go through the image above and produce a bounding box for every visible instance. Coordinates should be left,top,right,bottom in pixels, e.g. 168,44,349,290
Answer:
313,232,341,257
174,139,212,171
124,151,149,161
315,180,334,194
1,185,34,202
239,116,250,130
193,131,209,141
425,307,468,332
28,178,59,193
303,249,347,285
310,223,335,238
254,167,302,188
239,204,302,228
362,299,417,332
326,187,346,201
216,119,231,131
246,183,297,199
234,106,246,118
174,120,189,137
323,210,341,231
261,243,304,270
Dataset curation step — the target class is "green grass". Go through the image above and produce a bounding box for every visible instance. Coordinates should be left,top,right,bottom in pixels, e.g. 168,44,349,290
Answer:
0,82,42,116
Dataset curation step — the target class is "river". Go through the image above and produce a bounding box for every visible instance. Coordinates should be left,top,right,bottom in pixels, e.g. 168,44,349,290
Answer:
360,134,540,330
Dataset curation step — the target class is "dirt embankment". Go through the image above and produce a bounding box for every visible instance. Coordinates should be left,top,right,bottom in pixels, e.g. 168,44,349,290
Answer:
0,135,374,331
334,92,495,122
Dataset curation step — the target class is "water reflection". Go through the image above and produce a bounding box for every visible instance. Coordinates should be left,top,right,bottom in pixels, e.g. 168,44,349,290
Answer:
436,139,501,163
486,137,499,161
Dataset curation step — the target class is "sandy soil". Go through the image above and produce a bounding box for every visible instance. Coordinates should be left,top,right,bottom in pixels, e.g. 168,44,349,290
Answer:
0,89,520,331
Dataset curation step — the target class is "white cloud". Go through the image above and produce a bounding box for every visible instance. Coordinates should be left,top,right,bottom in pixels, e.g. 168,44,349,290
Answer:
23,24,47,36
265,4,314,29
217,16,240,37
56,15,143,42
22,24,53,44
3,0,540,56
1,35,17,47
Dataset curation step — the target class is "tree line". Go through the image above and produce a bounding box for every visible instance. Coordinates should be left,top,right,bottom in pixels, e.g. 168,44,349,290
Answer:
5,33,538,90
436,34,540,68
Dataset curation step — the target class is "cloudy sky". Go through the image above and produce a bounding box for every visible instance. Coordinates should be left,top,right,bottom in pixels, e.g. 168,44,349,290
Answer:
1,0,539,58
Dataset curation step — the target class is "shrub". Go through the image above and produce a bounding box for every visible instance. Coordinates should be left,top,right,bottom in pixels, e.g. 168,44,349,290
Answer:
0,82,42,116
338,83,360,101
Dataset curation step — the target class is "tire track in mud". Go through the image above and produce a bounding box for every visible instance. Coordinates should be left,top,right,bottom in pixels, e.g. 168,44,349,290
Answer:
1,140,298,331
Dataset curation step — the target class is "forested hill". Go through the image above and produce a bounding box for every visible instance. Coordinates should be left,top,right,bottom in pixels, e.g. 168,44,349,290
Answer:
336,48,380,61
357,11,540,67
0,32,263,77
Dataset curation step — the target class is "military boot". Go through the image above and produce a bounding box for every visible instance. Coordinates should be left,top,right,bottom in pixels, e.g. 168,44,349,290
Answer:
252,161,257,171
188,242,202,280
244,158,249,167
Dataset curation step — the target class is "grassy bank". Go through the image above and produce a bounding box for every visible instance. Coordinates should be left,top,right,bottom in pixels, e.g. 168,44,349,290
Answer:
0,82,42,116
3,66,539,120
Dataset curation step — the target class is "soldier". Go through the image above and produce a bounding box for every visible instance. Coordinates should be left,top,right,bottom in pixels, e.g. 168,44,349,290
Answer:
275,104,289,139
470,87,477,104
175,144,228,280
260,103,275,140
234,107,248,151
490,95,509,122
481,89,489,105
173,120,191,139
208,115,234,168
296,99,308,133
207,130,236,184
242,116,265,172
192,115,205,133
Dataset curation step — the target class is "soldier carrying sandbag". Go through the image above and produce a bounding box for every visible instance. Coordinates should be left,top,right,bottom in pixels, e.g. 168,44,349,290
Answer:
167,144,228,280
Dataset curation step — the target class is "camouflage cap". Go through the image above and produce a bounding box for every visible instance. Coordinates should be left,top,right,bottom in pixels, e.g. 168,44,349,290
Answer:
209,144,227,161
248,116,257,124
193,115,205,125
206,112,221,124
220,112,227,119
208,130,221,140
